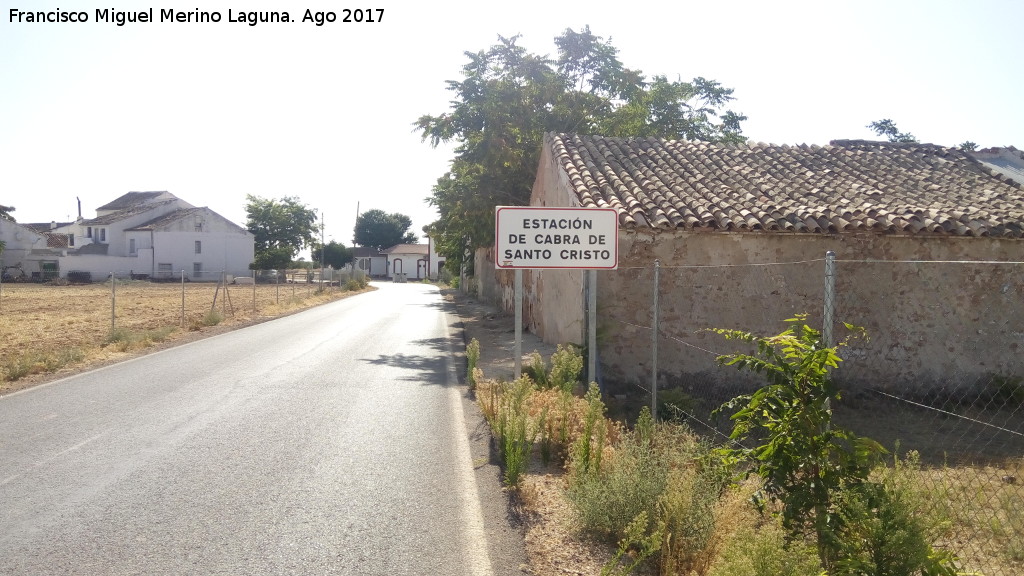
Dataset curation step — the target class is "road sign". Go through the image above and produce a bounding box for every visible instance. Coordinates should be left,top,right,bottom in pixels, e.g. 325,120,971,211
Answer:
495,206,619,269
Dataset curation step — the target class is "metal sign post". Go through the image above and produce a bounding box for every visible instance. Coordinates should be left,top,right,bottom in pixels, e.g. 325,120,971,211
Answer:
495,206,619,387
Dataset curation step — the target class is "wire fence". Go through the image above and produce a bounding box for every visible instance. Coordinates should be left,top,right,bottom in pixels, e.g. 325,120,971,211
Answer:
0,268,370,385
599,256,1024,576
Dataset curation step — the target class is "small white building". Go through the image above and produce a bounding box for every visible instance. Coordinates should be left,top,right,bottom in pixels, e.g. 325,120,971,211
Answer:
352,246,387,278
382,243,429,281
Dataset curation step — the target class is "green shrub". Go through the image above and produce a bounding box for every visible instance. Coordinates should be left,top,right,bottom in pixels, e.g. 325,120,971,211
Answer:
656,387,696,423
549,344,583,393
831,452,960,576
711,316,885,568
601,512,663,576
496,376,535,486
524,351,549,388
657,428,731,575
569,407,662,540
570,383,608,480
709,520,823,576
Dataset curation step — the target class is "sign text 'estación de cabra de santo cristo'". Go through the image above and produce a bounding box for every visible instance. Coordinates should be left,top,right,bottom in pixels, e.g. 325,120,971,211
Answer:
495,207,619,270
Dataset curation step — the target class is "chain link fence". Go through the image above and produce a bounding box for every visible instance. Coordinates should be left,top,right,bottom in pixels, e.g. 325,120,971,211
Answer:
600,256,1023,576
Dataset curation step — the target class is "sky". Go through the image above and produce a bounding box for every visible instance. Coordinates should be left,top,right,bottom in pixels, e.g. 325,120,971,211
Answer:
2,0,1021,253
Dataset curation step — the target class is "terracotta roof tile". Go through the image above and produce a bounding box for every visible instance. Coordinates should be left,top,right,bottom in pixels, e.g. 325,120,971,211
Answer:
547,134,1024,238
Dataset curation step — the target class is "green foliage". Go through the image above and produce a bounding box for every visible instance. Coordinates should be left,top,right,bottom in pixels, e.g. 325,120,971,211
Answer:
466,338,480,390
193,309,223,329
709,520,824,576
0,204,15,222
524,351,549,388
958,141,978,152
570,407,660,541
353,209,416,250
656,387,696,424
600,512,663,576
496,376,536,486
867,119,918,143
525,345,583,393
2,348,85,381
311,240,353,269
416,27,746,268
570,383,608,479
711,316,886,568
343,277,367,291
246,195,318,269
549,344,583,393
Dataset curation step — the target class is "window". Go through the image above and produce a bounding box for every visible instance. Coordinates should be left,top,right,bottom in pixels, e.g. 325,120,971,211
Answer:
158,263,173,279
67,234,75,247
193,262,202,279
86,227,92,238
99,228,106,242
129,239,136,254
195,240,202,254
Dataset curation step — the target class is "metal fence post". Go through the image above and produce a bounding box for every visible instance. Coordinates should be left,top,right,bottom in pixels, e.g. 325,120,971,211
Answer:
652,259,660,419
181,270,186,327
823,250,836,348
252,270,257,313
110,271,116,332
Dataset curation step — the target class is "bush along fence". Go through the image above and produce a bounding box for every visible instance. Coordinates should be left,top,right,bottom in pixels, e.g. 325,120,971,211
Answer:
0,269,371,384
476,297,1022,574
596,253,1022,576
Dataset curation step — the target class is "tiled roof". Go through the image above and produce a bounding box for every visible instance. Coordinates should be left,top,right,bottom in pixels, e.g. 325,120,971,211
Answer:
83,199,178,225
382,243,428,255
549,134,1024,237
97,191,169,212
352,247,384,257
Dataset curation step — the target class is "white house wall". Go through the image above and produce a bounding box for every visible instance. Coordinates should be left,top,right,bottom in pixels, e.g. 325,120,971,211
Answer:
59,249,154,279
387,252,429,280
151,229,254,280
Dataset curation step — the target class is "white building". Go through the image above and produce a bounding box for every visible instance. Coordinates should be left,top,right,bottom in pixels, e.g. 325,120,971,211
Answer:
13,191,254,281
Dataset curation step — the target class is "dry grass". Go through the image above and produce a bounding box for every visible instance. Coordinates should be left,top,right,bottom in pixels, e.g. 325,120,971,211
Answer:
0,280,371,390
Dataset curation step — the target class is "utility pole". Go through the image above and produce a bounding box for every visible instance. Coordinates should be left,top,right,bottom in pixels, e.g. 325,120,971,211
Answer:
320,212,325,290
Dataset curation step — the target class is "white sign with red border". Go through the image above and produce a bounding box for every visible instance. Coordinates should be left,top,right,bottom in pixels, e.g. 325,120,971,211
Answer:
495,206,619,269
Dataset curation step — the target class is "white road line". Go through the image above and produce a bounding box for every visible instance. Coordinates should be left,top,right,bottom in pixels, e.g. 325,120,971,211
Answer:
442,304,495,576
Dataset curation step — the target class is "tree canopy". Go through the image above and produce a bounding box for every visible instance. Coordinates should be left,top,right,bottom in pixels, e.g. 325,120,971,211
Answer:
867,119,917,143
868,118,978,151
245,195,318,270
416,27,747,267
0,204,15,222
312,240,354,269
354,209,417,250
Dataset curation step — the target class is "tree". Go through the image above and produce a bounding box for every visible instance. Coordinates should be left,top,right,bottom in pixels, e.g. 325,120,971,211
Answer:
0,204,15,222
311,240,353,269
958,141,978,152
416,27,747,269
245,195,318,270
354,209,417,250
866,119,917,143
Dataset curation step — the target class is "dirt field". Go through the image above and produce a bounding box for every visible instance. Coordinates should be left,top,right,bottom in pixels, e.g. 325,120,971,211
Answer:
0,280,367,392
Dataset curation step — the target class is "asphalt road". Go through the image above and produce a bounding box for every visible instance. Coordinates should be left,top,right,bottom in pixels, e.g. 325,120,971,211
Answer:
0,282,524,575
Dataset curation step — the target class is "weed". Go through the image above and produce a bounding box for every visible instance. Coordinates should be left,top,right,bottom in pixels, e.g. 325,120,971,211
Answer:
600,512,663,576
655,387,696,424
2,348,86,382
525,351,549,388
497,376,536,486
570,407,661,541
708,517,823,576
466,338,480,390
549,344,583,393
570,383,608,479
